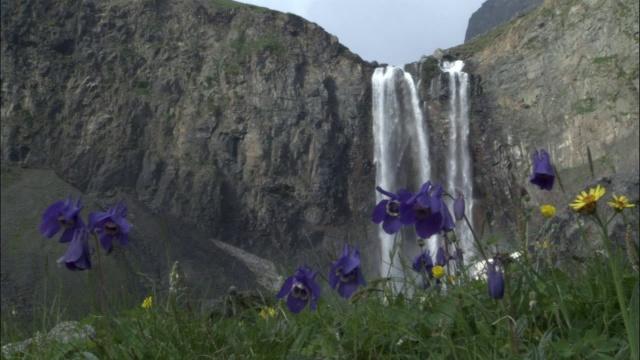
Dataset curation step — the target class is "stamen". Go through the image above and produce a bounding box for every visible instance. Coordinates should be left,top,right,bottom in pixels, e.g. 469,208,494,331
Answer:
57,215,75,228
292,284,310,300
105,221,119,235
386,200,400,217
336,267,356,282
414,204,431,219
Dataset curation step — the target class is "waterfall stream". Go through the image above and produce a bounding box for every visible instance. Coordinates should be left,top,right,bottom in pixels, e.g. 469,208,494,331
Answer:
372,66,431,281
372,60,474,282
442,60,474,260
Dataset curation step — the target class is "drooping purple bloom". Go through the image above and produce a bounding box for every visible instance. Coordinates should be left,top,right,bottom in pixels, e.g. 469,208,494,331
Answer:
412,250,433,274
372,186,412,235
400,182,450,239
276,265,321,314
88,201,132,252
57,228,92,271
530,149,555,191
487,260,504,299
452,248,464,267
453,192,465,221
440,200,456,233
435,247,447,267
40,193,86,243
329,244,367,298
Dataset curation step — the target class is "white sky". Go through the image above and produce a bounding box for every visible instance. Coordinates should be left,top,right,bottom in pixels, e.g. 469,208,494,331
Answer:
236,0,486,66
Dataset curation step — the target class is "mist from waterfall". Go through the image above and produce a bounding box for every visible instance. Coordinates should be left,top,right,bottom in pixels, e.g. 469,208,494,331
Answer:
372,66,431,281
441,60,474,260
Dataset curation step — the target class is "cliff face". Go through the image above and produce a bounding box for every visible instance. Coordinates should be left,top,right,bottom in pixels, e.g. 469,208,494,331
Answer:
438,0,639,251
1,0,638,325
464,0,543,42
1,0,377,265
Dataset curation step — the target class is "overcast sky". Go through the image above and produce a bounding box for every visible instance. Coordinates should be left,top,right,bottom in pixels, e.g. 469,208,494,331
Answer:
236,0,486,66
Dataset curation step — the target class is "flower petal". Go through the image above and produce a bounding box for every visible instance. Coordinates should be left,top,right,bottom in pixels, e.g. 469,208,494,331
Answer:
286,294,308,314
382,216,402,234
276,276,294,299
39,201,65,238
371,201,389,224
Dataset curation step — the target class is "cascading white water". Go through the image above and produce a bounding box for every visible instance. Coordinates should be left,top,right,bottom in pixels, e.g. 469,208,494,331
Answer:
372,66,431,281
441,60,474,259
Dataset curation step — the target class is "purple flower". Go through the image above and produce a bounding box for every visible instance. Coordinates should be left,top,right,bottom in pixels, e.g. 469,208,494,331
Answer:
57,228,92,271
372,186,412,235
453,192,465,221
435,247,447,266
329,244,367,298
88,201,132,252
453,248,464,265
440,200,455,233
39,193,86,243
530,149,555,191
412,250,433,274
276,265,321,314
487,261,504,299
401,182,453,239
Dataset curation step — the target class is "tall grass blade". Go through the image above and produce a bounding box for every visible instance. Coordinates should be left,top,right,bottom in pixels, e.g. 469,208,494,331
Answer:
587,146,595,179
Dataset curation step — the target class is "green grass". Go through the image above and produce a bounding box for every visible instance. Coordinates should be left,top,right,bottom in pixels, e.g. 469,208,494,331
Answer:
2,165,638,359
3,216,638,358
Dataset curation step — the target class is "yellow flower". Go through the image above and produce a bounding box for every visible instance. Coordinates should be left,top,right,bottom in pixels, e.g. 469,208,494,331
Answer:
540,205,556,218
141,296,153,309
432,265,445,279
607,194,635,211
260,307,276,319
569,184,605,213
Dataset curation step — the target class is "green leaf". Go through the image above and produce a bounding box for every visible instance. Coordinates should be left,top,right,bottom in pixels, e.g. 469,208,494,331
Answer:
290,326,312,353
629,282,639,360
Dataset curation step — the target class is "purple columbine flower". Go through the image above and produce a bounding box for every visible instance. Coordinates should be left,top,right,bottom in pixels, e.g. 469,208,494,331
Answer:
400,182,450,239
276,265,321,314
57,228,92,271
372,186,412,235
440,199,456,233
39,193,86,243
530,149,555,191
412,250,434,289
453,192,465,221
412,250,433,274
487,260,504,299
88,201,132,252
329,244,367,299
435,247,447,267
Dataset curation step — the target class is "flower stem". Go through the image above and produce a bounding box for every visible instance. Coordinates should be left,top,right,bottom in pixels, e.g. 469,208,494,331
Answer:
93,235,107,316
594,213,637,360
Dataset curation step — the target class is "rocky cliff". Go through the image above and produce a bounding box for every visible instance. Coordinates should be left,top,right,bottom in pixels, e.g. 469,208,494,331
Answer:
1,0,377,328
1,0,638,329
465,0,543,42
433,0,639,256
1,0,377,260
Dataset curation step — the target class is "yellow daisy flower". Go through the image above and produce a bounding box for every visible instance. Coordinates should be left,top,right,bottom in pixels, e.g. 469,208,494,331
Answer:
260,307,276,319
432,265,445,279
141,296,153,309
607,194,635,211
539,205,556,218
570,184,605,213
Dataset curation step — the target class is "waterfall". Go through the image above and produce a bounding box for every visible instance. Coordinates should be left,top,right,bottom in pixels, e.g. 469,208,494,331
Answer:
441,60,474,260
372,66,431,281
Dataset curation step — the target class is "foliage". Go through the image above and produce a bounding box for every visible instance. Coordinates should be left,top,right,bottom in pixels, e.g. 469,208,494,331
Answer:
2,152,638,359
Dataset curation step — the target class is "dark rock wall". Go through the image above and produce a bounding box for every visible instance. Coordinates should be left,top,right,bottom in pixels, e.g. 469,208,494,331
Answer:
1,0,378,267
446,0,638,252
1,0,638,292
465,0,543,42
